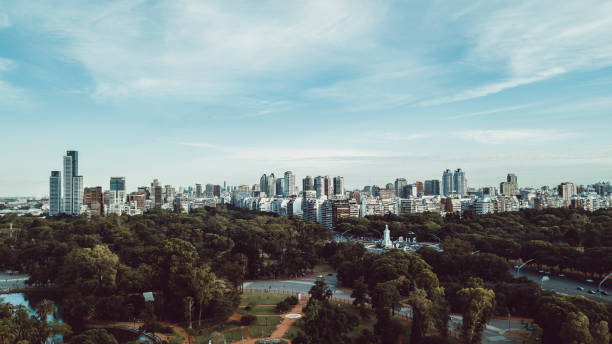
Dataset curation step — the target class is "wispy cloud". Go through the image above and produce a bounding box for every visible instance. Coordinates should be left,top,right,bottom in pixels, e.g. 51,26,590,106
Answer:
420,68,565,106
455,129,576,144
447,103,537,119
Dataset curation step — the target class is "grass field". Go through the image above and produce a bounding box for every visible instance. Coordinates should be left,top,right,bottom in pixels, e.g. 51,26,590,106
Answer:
255,315,283,326
238,305,280,315
240,293,288,306
247,325,275,338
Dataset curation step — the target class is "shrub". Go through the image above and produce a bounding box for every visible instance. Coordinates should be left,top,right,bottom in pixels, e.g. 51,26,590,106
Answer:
285,296,299,306
240,315,257,326
276,301,291,313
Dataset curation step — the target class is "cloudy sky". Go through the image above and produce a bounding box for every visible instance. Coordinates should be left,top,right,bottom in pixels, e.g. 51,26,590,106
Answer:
1,0,612,196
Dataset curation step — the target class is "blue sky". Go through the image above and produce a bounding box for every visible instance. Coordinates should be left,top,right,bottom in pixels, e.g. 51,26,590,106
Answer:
1,0,612,196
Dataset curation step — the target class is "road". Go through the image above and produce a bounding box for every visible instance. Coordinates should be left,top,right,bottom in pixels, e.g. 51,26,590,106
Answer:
244,275,522,344
515,270,611,304
0,272,29,293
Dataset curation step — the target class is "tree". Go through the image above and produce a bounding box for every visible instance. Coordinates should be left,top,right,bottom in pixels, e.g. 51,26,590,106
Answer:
351,277,369,309
184,296,194,329
298,299,358,343
309,278,333,302
457,287,496,344
591,320,611,344
430,288,450,338
69,329,118,344
559,312,592,344
408,288,433,344
191,265,216,328
35,299,55,323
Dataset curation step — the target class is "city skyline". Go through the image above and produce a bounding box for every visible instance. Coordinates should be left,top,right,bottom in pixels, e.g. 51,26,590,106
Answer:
2,1,612,196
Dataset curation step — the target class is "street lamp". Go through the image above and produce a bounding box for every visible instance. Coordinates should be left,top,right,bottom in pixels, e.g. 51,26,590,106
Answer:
597,273,612,299
515,258,535,278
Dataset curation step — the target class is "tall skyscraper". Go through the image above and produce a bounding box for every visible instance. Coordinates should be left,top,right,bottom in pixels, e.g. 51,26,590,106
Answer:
49,171,61,216
454,168,467,196
62,150,82,215
394,178,407,197
324,176,333,199
333,176,344,196
507,173,518,185
283,171,295,196
442,169,453,196
424,180,441,196
275,179,283,196
110,177,126,204
260,174,269,196
268,173,276,197
302,176,314,192
195,184,202,197
314,176,325,198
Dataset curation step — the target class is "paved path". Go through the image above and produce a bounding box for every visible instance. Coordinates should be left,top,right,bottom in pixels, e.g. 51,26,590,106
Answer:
270,298,307,339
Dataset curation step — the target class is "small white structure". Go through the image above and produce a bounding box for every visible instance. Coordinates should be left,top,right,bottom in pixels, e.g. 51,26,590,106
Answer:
382,224,392,249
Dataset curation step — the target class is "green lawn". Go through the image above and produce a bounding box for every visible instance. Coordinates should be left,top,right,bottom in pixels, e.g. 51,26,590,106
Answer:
247,325,275,338
255,315,282,326
240,293,288,306
238,305,279,315
220,328,246,343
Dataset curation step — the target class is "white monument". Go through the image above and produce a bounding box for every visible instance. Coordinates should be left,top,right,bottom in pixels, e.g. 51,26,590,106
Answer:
382,224,392,248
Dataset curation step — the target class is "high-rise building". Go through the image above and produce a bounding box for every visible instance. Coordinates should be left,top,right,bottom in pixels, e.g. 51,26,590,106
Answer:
275,179,283,196
84,186,103,215
62,150,82,215
394,178,407,198
49,171,61,216
314,176,325,198
507,173,518,185
195,184,202,197
302,176,314,192
453,168,467,196
110,177,126,204
267,173,276,197
415,181,424,195
71,176,83,215
558,182,577,204
213,185,221,197
205,184,214,197
442,169,453,196
260,174,269,196
324,176,333,199
424,180,440,196
283,171,295,196
333,176,344,196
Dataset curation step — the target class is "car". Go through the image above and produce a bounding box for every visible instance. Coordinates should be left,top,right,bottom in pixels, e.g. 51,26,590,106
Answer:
588,290,597,294
327,273,333,276
577,286,585,291
600,290,609,296
586,279,594,283
558,274,565,277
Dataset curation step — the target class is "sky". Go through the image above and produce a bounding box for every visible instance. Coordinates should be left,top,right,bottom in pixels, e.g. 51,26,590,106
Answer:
1,0,612,197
